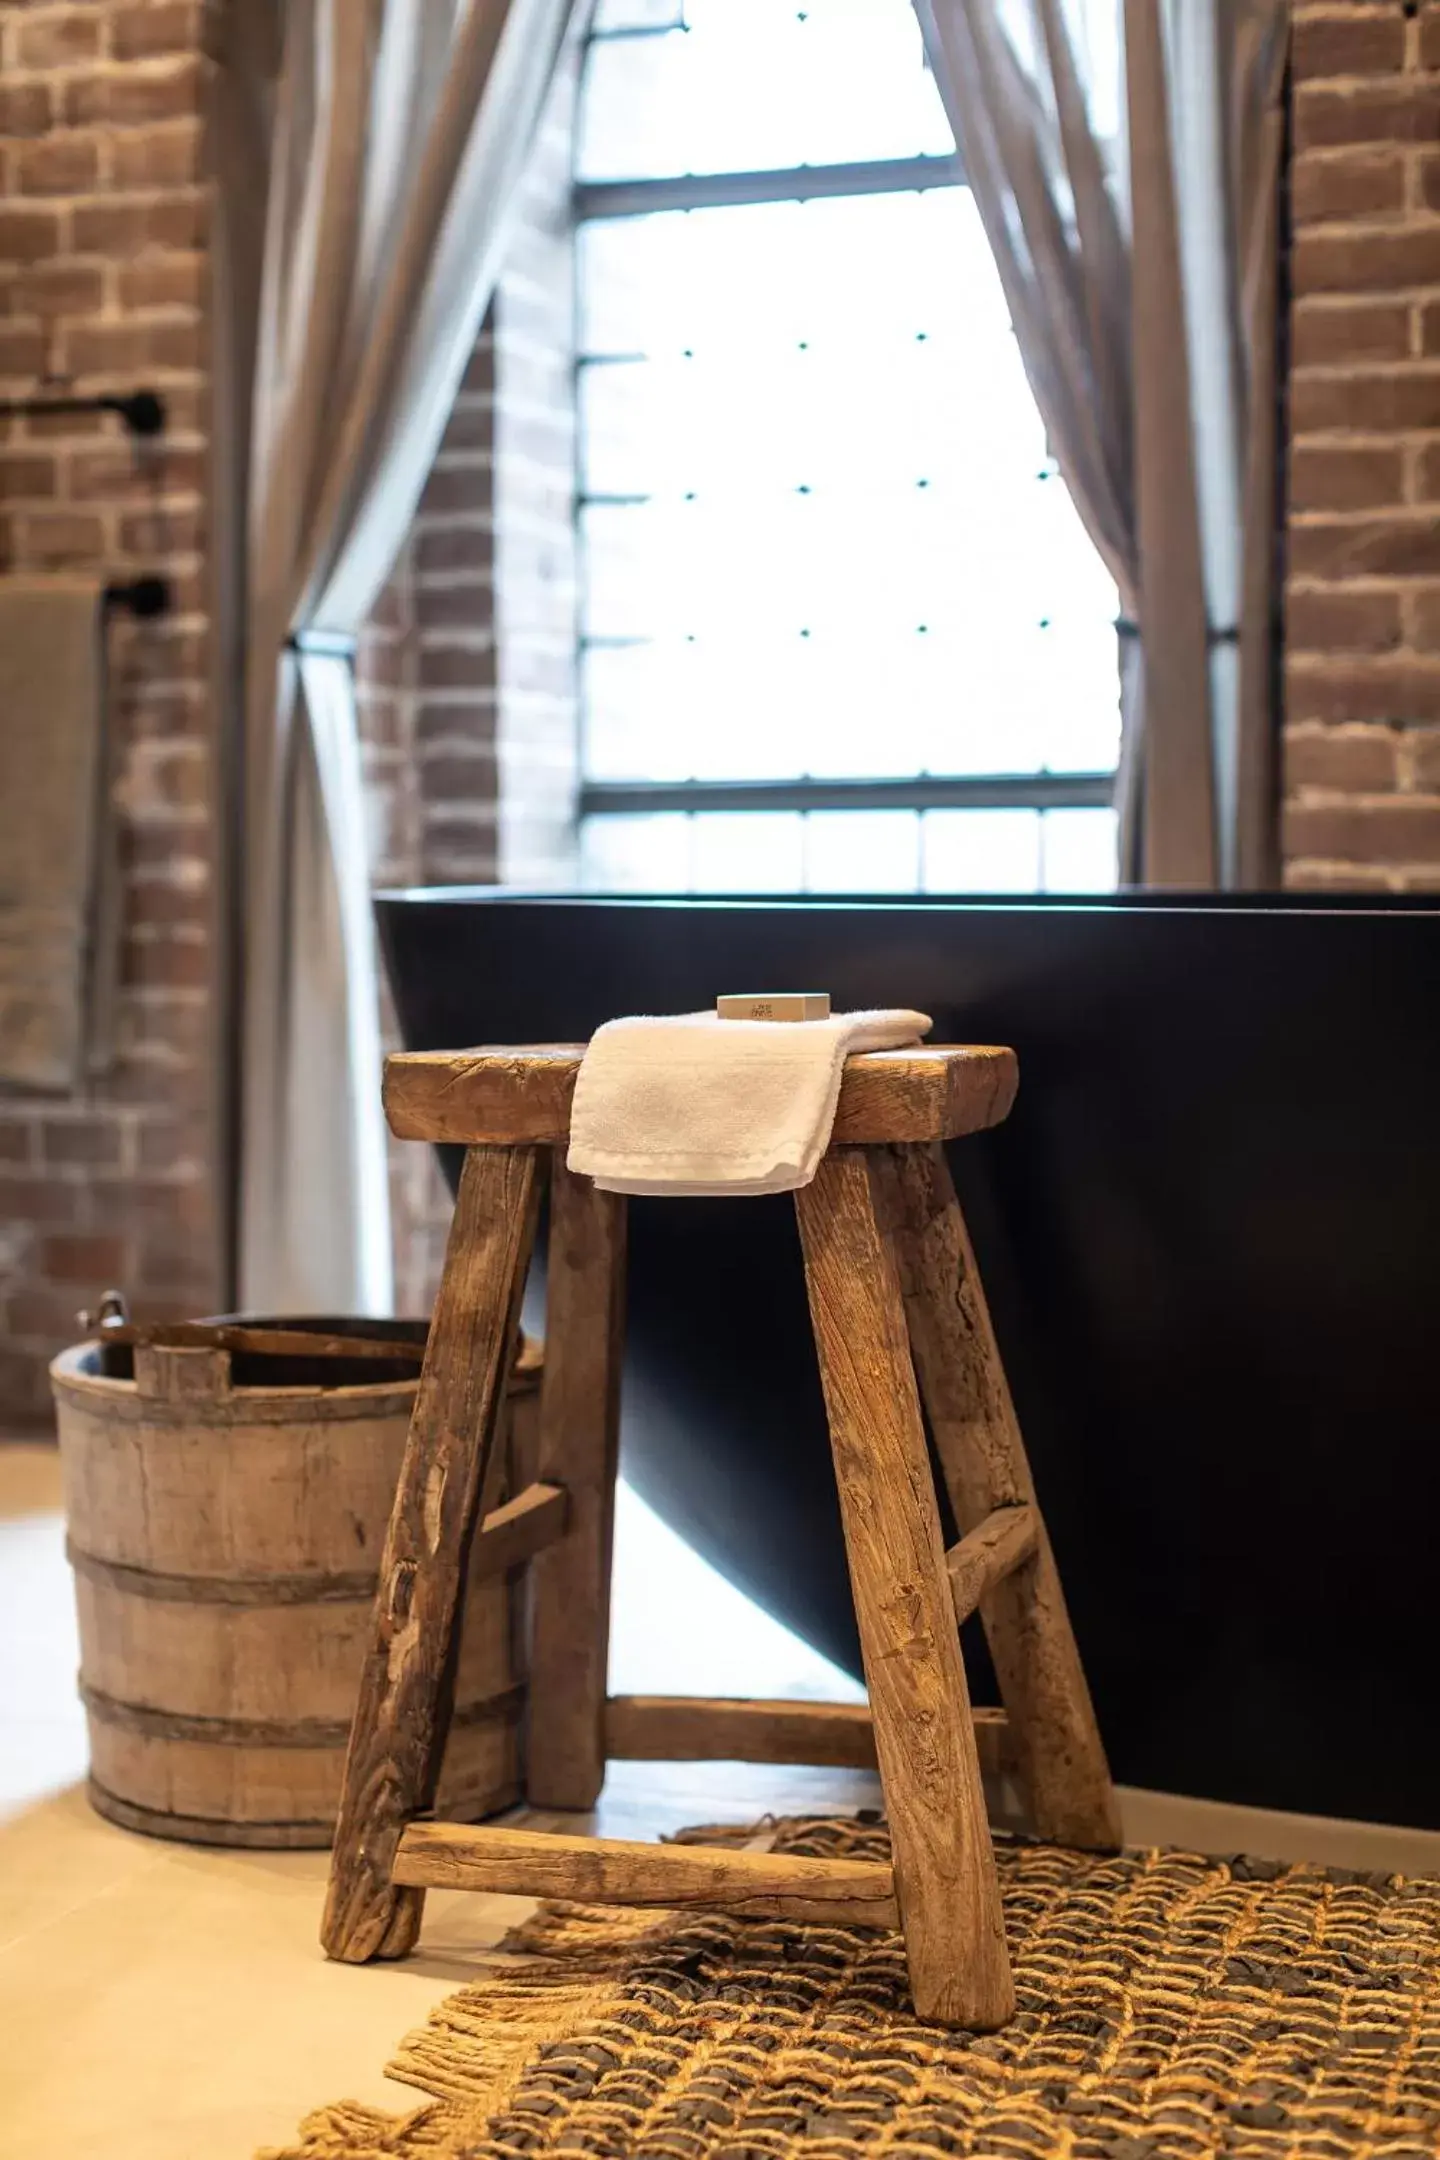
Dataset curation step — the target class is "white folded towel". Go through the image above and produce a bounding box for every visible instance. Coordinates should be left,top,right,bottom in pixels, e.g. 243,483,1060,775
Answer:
567,1008,933,1197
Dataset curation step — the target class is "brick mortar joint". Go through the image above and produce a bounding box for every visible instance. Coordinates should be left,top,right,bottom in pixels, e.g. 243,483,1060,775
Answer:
1289,504,1440,520
1292,362,1440,376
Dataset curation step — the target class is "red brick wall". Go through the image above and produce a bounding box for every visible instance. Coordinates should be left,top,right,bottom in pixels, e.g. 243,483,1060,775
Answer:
0,0,216,1422
1285,2,1440,886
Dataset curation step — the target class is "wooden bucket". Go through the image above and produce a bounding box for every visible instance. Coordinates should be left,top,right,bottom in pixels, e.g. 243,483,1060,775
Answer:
50,1319,541,1848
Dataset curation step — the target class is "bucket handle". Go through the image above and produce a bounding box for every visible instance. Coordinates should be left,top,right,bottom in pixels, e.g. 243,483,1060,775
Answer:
133,1343,232,1401
79,1291,232,1400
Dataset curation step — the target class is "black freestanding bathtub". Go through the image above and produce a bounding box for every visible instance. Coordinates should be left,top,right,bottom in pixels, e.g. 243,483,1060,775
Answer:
376,891,1440,1831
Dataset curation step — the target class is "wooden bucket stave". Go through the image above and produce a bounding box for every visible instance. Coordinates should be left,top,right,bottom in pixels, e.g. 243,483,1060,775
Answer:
51,1322,540,1848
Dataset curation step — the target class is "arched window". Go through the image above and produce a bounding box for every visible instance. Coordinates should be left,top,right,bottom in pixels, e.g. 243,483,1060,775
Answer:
575,0,1119,893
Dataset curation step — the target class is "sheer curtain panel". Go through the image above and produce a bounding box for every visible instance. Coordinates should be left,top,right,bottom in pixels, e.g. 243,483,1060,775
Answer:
216,0,577,1313
915,0,1287,887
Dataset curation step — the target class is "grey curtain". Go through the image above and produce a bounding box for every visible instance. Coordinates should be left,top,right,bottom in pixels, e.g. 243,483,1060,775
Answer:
215,0,576,1314
1201,0,1289,886
914,0,1288,887
208,0,282,1305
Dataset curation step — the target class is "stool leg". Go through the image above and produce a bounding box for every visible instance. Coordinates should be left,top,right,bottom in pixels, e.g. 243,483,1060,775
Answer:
880,1142,1121,1852
321,1144,542,1963
796,1147,1013,2030
525,1159,627,1809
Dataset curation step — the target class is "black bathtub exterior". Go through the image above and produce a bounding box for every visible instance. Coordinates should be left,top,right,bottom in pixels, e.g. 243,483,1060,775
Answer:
376,891,1440,1830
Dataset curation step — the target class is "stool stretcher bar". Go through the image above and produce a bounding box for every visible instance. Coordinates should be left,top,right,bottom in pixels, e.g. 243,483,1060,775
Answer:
601,1695,1016,1779
392,1821,901,1930
472,1481,567,1575
946,1505,1039,1624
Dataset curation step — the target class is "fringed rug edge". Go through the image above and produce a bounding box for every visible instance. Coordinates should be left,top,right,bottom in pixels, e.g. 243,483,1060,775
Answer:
256,1855,750,2160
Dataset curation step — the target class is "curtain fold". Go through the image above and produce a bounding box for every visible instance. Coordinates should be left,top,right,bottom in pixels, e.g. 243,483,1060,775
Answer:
1228,0,1289,888
207,0,283,1305
915,0,1288,888
1126,0,1216,884
220,0,577,1314
913,0,1137,608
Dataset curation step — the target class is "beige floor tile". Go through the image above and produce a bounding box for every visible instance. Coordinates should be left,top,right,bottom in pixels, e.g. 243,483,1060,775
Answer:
0,1792,526,2160
0,1446,87,1823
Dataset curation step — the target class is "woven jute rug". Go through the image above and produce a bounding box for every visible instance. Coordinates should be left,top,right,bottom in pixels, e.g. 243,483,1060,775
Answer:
267,1817,1440,2160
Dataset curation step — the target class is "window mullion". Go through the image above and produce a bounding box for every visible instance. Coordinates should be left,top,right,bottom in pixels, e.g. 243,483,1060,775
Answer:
575,153,964,222
581,777,1117,817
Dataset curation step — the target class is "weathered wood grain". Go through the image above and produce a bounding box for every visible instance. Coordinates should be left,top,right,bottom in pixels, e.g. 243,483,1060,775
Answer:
795,1147,1014,2030
51,1335,538,1849
103,1322,425,1366
603,1694,1015,1777
879,1141,1121,1853
384,1044,1018,1149
525,1156,628,1808
946,1506,1039,1625
392,1821,900,1928
471,1480,567,1578
606,1695,877,1766
77,1677,523,1750
132,1343,230,1399
321,1144,541,1963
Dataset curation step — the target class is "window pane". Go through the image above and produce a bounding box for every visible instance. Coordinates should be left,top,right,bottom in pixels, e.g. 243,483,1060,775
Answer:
1041,808,1119,893
592,0,684,29
682,642,832,781
577,805,1117,894
582,643,696,782
582,634,954,786
579,360,653,496
577,0,954,182
579,190,998,361
804,811,919,892
692,811,805,891
579,190,1119,799
580,812,691,890
922,809,1042,892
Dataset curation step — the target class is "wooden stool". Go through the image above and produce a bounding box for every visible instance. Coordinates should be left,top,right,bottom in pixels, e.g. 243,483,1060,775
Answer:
321,1042,1120,2029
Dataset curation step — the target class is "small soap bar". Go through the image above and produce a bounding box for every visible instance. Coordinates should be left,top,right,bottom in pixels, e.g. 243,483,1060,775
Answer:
716,993,831,1022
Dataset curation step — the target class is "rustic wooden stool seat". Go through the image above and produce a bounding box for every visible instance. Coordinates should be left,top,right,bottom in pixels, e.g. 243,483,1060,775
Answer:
323,1041,1119,2029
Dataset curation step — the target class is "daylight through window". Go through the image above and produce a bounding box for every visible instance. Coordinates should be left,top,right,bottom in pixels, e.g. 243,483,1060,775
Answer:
576,0,1122,894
